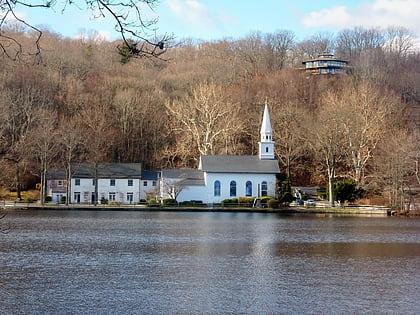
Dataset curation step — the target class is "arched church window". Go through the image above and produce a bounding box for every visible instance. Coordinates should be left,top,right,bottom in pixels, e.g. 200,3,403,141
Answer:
214,180,221,196
230,181,236,197
265,146,269,153
261,181,268,196
246,181,252,196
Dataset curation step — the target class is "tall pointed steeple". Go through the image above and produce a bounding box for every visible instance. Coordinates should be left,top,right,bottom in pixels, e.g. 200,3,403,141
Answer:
259,103,275,160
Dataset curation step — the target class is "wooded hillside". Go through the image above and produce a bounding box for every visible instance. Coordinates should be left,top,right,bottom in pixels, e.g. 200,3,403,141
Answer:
0,26,419,207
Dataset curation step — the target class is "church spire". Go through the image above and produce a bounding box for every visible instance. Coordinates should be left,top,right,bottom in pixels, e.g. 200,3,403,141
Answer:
259,103,275,160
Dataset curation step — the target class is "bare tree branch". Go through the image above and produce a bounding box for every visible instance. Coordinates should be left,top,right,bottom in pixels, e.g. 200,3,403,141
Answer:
0,0,172,61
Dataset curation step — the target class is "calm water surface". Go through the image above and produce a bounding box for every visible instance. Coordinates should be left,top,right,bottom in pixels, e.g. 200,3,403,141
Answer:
0,210,419,314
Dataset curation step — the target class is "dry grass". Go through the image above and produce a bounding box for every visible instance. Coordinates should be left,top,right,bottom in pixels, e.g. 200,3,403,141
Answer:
356,197,388,206
5,190,39,201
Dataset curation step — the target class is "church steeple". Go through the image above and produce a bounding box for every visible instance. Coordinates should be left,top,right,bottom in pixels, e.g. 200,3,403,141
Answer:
259,103,275,160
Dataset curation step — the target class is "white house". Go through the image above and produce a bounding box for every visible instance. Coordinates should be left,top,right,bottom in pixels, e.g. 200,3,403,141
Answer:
160,104,280,204
47,163,158,204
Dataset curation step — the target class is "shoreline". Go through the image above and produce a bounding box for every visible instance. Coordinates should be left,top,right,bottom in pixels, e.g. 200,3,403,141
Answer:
3,203,391,216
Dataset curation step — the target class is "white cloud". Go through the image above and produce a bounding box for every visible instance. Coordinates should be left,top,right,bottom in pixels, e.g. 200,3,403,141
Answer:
302,0,420,36
166,0,217,31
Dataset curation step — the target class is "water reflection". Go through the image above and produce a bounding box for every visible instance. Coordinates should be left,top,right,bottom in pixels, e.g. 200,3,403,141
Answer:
1,210,419,314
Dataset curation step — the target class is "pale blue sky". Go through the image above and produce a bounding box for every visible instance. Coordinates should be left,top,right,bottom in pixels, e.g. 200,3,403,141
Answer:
12,0,420,41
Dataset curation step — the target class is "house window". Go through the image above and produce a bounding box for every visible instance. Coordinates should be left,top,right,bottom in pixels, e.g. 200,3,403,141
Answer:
75,179,80,186
128,179,133,186
109,192,116,201
143,181,148,187
127,192,133,203
214,180,221,196
230,181,236,197
152,181,157,187
110,179,115,186
261,181,268,197
58,180,63,186
92,179,95,186
246,181,252,197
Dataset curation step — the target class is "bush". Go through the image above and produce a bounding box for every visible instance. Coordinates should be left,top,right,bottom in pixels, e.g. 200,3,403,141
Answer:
179,200,205,207
162,198,177,206
44,196,52,203
238,197,254,206
222,198,238,206
222,197,255,207
148,197,160,207
100,197,108,204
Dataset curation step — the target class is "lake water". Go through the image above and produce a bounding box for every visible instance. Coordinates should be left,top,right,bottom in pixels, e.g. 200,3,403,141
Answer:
0,210,419,314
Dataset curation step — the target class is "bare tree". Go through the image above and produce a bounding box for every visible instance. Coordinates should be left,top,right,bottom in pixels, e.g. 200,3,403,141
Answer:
271,102,309,183
337,81,402,186
373,130,418,210
165,82,242,157
383,26,415,58
57,118,85,205
263,30,295,70
0,83,46,199
335,26,385,60
28,109,60,204
77,104,115,205
308,90,348,206
0,0,170,60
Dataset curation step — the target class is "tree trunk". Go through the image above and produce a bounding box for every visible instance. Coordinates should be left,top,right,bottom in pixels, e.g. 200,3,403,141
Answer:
94,162,98,206
328,167,335,207
66,163,71,206
40,165,46,205
15,162,22,200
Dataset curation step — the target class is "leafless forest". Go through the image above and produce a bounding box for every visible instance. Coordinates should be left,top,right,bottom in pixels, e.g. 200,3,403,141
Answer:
0,26,419,207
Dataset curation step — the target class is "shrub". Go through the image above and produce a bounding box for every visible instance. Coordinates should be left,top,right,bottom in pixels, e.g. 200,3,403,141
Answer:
163,198,177,206
222,198,238,206
238,197,254,206
100,197,108,204
44,196,52,203
148,197,160,207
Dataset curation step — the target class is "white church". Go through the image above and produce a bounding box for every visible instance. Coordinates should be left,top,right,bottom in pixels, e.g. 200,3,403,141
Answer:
160,104,280,204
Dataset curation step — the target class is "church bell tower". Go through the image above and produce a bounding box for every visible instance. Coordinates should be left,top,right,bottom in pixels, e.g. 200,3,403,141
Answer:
259,104,275,160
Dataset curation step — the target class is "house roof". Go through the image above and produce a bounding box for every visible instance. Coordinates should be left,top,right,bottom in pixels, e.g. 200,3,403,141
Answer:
161,169,205,186
47,163,142,179
199,155,280,174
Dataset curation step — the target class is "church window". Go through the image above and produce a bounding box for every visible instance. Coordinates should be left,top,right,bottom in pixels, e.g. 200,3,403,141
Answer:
265,146,269,153
261,181,268,196
230,181,236,197
246,181,252,196
214,180,221,196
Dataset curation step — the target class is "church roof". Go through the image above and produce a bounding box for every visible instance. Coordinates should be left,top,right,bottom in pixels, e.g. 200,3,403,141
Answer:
200,155,280,174
260,104,272,135
161,169,205,186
